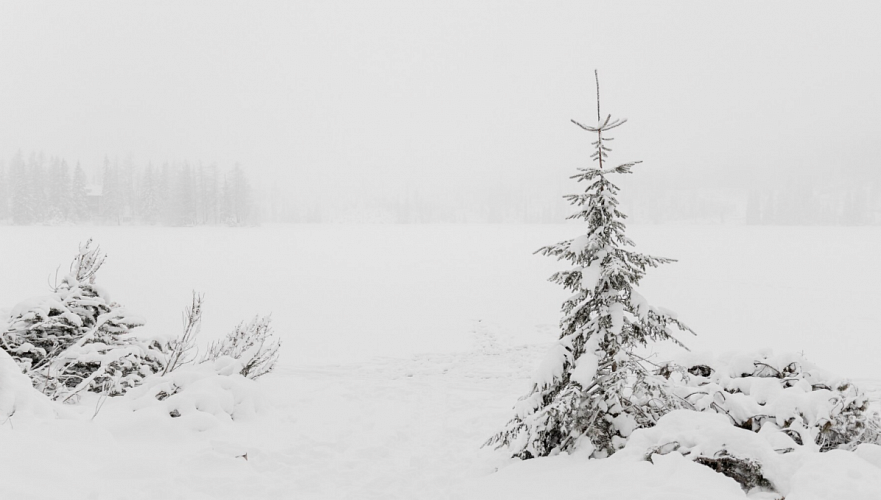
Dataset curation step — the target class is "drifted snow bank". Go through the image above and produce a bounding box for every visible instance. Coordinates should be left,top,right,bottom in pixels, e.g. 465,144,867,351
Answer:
110,356,268,429
0,351,273,499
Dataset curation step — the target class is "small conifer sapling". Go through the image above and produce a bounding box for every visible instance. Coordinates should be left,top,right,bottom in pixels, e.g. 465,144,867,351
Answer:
486,72,695,458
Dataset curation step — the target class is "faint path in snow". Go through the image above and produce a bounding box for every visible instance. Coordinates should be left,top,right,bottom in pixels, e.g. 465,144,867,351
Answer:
242,320,551,499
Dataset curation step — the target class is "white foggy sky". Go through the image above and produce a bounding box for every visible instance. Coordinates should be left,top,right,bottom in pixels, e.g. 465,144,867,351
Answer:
1,1,880,205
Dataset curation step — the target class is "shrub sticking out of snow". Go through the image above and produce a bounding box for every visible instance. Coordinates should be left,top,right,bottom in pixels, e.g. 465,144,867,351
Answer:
161,291,204,375
159,291,281,381
200,315,281,380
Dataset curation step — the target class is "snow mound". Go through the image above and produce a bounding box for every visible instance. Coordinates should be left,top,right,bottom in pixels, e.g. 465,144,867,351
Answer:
461,444,747,500
116,357,268,431
786,448,881,500
0,348,58,421
621,411,790,492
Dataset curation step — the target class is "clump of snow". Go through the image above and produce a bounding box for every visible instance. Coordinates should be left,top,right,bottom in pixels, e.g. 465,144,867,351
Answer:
568,235,589,255
569,335,600,387
579,259,602,290
628,288,651,321
530,336,573,390
655,306,678,320
608,302,625,336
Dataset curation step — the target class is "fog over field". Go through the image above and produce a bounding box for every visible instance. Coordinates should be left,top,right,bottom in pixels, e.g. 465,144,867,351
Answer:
1,2,881,223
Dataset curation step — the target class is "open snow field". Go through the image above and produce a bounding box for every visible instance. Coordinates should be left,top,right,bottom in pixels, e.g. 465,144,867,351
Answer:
1,223,879,499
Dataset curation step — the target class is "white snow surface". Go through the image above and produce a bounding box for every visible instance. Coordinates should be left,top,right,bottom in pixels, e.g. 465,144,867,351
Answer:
0,349,59,420
0,224,879,498
580,258,603,290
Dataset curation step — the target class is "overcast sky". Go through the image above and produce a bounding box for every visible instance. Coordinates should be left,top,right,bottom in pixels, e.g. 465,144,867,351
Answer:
2,1,880,207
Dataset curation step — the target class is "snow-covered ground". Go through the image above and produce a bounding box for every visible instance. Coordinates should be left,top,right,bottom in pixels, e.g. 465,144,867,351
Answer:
0,224,879,499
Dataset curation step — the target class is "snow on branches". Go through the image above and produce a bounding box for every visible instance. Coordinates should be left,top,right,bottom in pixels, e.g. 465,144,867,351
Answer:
486,73,695,459
1,239,283,406
162,291,204,375
660,352,881,454
160,292,281,380
1,239,166,401
484,73,881,496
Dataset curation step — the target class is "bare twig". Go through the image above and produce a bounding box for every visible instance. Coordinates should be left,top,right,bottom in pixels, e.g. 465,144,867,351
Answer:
162,291,204,376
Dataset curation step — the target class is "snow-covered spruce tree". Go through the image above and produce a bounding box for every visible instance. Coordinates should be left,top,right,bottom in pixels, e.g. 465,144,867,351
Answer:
486,73,694,459
1,239,166,400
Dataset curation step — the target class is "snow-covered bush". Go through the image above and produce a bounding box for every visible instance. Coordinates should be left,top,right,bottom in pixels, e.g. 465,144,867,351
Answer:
103,309,278,431
153,291,280,380
621,397,880,495
201,315,280,380
1,239,283,404
1,239,167,400
660,351,881,454
486,74,694,459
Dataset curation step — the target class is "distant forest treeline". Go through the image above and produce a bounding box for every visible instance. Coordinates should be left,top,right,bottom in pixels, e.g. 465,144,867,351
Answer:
1,151,879,226
623,178,881,226
0,152,256,226
263,181,881,226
